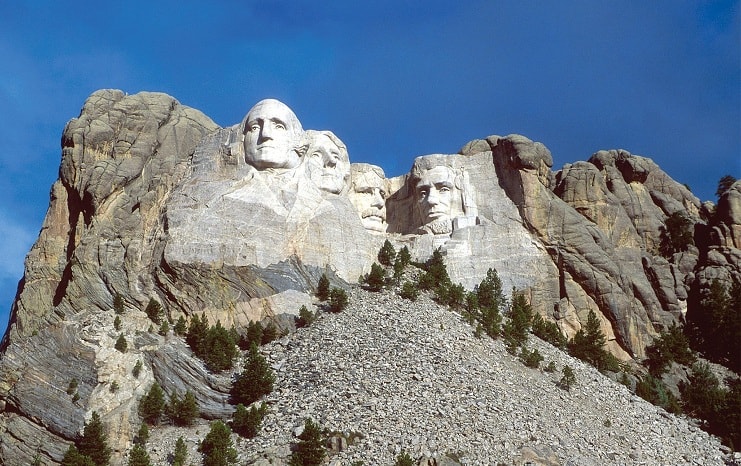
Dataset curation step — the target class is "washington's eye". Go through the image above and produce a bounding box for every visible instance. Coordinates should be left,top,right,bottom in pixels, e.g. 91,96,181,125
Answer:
249,124,260,132
440,186,451,193
274,122,286,130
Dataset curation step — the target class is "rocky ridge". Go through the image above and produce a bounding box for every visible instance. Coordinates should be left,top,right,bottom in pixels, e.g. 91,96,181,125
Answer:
142,286,728,465
0,89,738,464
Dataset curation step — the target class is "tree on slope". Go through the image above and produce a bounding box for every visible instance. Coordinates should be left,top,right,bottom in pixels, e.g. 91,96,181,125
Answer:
200,420,237,466
77,411,111,466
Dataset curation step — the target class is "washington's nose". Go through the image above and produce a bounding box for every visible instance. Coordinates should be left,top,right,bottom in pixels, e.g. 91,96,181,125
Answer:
259,123,273,141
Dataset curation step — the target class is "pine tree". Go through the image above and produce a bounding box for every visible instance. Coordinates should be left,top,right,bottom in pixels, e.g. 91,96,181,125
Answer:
172,437,188,466
659,211,694,256
476,269,505,338
239,321,264,349
144,298,163,324
200,421,237,466
62,445,96,466
173,315,187,335
232,402,268,438
231,343,275,405
328,287,349,313
114,333,128,353
716,174,737,198
134,423,149,446
289,418,325,466
568,310,616,371
502,291,533,352
364,263,387,291
186,313,209,356
202,320,237,372
138,383,165,425
395,450,414,466
127,444,151,466
132,360,143,378
113,315,121,331
296,305,315,328
558,365,576,391
113,294,125,315
78,411,111,466
167,390,199,426
316,274,330,301
377,239,396,266
531,313,567,349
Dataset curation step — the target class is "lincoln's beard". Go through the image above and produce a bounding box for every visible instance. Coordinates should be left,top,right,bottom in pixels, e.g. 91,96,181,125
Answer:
421,217,452,235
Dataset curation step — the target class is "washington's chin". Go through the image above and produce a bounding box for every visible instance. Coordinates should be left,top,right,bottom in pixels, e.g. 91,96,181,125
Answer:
361,216,387,232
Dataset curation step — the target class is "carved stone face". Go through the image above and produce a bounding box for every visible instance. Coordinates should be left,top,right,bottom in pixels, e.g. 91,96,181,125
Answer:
305,132,350,194
243,99,302,170
349,166,387,232
415,165,457,234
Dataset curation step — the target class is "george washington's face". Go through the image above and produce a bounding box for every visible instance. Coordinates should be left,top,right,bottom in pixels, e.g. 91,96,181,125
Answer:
243,99,302,169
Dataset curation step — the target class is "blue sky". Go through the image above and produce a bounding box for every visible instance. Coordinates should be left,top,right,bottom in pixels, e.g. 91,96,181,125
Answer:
0,1,739,336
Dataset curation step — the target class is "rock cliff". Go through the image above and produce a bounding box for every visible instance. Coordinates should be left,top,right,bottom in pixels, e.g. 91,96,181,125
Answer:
0,90,738,464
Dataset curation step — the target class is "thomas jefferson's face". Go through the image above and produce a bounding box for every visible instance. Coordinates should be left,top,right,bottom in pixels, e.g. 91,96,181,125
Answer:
306,133,349,194
243,100,300,169
416,166,456,225
349,171,387,232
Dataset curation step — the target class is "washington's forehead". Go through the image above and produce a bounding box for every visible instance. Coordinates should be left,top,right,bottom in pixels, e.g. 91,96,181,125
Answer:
246,100,298,123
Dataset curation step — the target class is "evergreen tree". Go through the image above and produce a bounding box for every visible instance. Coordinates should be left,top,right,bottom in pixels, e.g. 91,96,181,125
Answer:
200,421,237,466
396,246,411,269
475,268,505,338
644,322,695,376
636,374,681,413
231,343,275,405
138,383,166,425
113,315,121,331
289,419,325,466
296,305,315,328
688,279,740,372
418,248,451,294
558,365,576,391
232,402,268,438
568,310,619,371
531,313,567,349
680,362,725,425
62,445,96,466
377,239,396,266
394,450,414,466
113,293,125,315
316,274,330,301
132,360,143,378
167,390,199,426
239,321,264,349
364,263,387,291
134,423,149,446
261,321,279,344
202,320,237,372
446,283,466,310
158,320,169,336
114,333,128,353
399,281,419,301
659,211,694,256
716,174,737,198
144,298,163,324
127,444,151,466
502,291,533,352
172,437,188,466
328,287,349,313
78,411,111,466
173,315,187,336
186,313,208,356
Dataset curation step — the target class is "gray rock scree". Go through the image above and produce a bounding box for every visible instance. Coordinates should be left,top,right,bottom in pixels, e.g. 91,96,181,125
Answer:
146,287,727,465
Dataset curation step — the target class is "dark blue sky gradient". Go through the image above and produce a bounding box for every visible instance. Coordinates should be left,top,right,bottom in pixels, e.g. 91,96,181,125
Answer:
0,1,738,336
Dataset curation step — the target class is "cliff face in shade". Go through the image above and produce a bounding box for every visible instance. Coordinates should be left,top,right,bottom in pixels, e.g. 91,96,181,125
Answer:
0,90,737,465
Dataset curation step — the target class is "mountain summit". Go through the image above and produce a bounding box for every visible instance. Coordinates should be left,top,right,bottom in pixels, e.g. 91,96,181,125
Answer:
0,90,737,464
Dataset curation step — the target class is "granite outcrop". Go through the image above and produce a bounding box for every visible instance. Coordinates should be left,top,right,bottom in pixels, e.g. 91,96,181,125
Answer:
0,90,738,464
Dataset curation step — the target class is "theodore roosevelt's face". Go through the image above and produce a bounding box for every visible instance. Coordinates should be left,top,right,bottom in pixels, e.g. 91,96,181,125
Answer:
349,169,387,232
243,99,301,169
